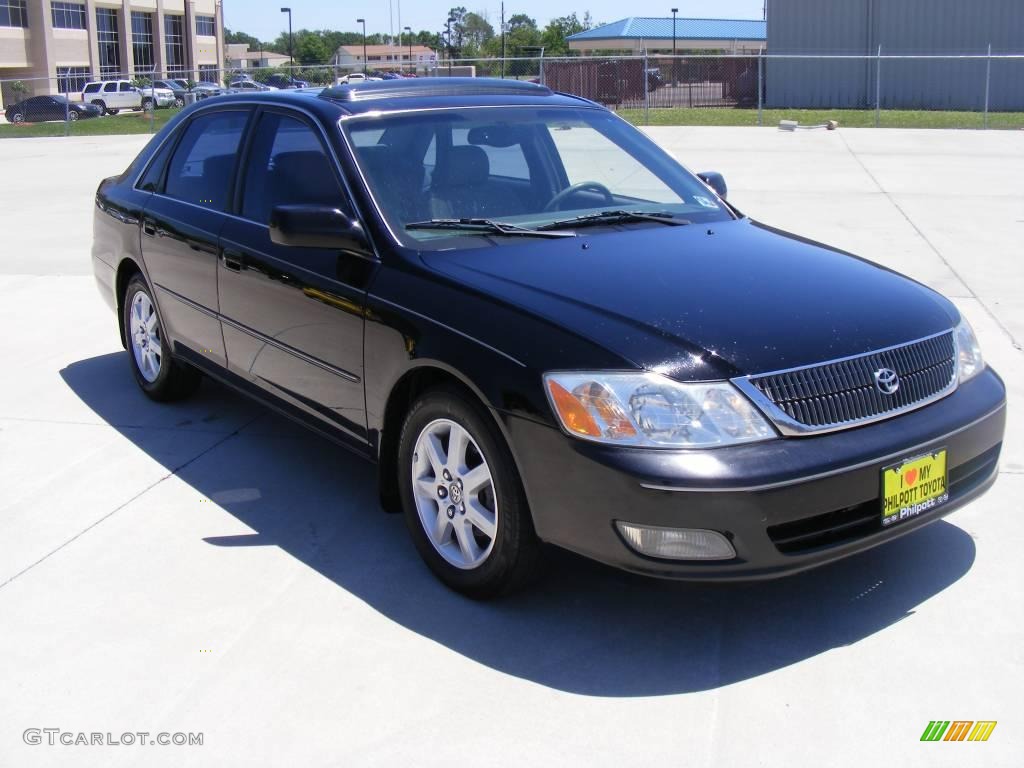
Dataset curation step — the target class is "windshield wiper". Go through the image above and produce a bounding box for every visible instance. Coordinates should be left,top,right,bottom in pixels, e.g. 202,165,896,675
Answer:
405,218,576,238
537,210,691,231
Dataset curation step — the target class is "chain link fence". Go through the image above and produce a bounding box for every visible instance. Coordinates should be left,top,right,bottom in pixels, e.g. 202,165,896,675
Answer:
2,53,1023,137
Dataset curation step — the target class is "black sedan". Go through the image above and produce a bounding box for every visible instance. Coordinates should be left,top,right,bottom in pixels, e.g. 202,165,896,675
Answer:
264,73,310,89
90,79,1005,597
6,95,102,124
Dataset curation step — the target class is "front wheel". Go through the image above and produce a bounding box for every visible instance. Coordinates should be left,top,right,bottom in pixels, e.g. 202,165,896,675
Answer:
398,388,542,598
141,97,154,111
67,110,79,121
174,97,185,108
123,275,201,402
11,112,24,124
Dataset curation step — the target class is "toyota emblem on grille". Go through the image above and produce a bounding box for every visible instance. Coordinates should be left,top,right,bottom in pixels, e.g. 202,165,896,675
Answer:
873,367,900,395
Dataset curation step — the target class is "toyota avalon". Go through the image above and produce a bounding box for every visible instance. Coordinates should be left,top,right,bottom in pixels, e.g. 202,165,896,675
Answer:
90,79,1006,597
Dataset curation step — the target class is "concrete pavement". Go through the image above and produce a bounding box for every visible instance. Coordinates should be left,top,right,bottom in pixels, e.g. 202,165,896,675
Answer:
0,128,1021,767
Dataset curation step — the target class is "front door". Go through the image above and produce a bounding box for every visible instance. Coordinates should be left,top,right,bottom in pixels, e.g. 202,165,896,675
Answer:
218,108,373,444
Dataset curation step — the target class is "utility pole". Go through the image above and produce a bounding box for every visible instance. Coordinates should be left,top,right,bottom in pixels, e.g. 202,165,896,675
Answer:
404,26,412,74
671,7,678,85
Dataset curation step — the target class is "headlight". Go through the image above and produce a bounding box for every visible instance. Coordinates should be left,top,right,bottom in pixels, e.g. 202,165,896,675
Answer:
954,317,984,383
544,371,776,448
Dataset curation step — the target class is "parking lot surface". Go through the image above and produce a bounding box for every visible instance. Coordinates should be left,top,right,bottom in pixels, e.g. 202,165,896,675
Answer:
0,128,1021,767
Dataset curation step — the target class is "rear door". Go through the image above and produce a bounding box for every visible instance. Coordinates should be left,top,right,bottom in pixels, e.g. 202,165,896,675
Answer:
217,107,373,443
118,81,139,109
140,107,251,366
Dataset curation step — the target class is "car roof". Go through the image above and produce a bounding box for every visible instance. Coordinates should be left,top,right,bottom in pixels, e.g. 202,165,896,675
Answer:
193,77,597,118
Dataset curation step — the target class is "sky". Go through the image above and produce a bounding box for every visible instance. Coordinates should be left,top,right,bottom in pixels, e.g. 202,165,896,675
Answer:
226,1,767,42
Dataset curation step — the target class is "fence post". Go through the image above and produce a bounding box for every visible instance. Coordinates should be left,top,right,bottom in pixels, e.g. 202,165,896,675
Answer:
643,50,650,126
757,49,763,126
984,43,992,130
875,45,882,128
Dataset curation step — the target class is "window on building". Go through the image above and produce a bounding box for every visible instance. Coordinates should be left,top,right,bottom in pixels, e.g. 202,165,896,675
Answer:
51,2,86,30
57,66,91,94
96,8,121,79
164,14,186,77
198,64,218,83
0,0,27,28
131,11,154,73
195,15,215,36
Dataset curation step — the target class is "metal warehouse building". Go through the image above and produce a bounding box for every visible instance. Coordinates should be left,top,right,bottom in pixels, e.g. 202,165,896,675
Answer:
766,0,1024,110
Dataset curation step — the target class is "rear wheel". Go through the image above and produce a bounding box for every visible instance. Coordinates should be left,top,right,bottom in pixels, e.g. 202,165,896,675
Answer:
11,112,24,124
123,275,201,402
398,387,542,598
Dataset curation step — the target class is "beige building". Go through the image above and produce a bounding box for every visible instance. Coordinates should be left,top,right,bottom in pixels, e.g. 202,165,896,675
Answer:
331,44,435,71
1,0,225,107
225,42,290,70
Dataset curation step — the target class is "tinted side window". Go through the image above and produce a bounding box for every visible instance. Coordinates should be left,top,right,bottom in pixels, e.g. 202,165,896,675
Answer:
103,82,117,93
84,83,100,94
241,112,345,225
119,82,134,92
164,110,248,211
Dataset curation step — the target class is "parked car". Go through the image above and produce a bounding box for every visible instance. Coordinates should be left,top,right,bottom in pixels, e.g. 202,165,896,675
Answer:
227,79,278,92
5,95,102,124
91,79,1005,598
150,79,188,108
264,73,309,89
81,80,174,115
334,72,381,85
191,82,224,99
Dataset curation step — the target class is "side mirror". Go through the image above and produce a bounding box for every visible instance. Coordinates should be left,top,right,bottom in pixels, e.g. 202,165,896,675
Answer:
697,171,728,200
269,205,372,256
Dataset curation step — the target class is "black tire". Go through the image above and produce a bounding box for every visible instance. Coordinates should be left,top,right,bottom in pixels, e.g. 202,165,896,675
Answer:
141,97,154,110
11,112,24,125
174,97,185,108
122,274,201,402
108,108,119,116
68,110,79,121
91,100,106,115
397,386,542,598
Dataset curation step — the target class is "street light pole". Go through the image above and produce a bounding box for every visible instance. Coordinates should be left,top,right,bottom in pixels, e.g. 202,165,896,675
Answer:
280,8,293,69
446,16,455,76
671,7,678,85
357,18,367,74
404,26,412,74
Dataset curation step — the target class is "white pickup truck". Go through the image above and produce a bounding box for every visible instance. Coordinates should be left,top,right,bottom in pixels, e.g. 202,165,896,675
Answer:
80,80,176,115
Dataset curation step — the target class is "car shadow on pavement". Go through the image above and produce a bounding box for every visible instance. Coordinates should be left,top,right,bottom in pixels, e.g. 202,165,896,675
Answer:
62,352,977,697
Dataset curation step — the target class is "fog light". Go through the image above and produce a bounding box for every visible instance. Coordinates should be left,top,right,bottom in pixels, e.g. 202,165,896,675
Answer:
615,522,736,561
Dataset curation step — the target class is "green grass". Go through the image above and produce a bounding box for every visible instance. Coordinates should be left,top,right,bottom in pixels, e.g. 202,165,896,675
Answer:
0,108,179,138
4,105,1022,137
617,107,1024,130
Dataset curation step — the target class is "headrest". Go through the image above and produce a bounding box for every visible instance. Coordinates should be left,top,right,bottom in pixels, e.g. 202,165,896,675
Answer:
434,145,489,188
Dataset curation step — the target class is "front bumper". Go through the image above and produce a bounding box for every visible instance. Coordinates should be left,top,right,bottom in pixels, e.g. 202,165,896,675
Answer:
504,367,1006,580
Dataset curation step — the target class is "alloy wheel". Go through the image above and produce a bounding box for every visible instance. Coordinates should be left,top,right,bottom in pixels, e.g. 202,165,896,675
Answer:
129,291,162,383
411,418,498,569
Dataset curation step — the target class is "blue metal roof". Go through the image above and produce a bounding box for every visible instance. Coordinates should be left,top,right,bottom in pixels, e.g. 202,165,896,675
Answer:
567,17,766,42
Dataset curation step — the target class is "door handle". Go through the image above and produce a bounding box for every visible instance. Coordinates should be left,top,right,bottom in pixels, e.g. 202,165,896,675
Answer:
222,250,245,272
142,219,167,238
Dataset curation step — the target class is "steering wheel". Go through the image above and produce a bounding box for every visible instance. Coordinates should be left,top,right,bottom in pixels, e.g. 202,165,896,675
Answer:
544,181,614,212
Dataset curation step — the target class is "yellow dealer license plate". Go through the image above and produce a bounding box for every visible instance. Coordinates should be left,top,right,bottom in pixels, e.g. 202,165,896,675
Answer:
881,449,948,527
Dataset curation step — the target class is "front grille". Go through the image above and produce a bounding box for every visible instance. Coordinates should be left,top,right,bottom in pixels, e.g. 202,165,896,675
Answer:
742,332,956,434
767,443,1001,554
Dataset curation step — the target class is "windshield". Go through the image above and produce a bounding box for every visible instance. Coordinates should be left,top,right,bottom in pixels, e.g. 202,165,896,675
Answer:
342,106,733,248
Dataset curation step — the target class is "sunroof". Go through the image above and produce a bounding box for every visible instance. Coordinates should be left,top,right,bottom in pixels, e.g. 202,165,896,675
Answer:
320,77,553,103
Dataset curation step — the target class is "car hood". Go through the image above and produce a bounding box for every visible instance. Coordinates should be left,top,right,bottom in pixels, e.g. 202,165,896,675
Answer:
421,218,959,380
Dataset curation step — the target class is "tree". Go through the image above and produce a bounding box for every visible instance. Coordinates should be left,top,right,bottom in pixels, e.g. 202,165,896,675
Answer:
295,34,330,65
541,13,589,56
225,28,261,49
459,12,494,58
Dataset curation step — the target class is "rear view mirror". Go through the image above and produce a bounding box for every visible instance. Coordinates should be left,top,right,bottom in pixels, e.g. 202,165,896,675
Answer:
269,205,372,256
698,171,728,199
467,124,523,147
